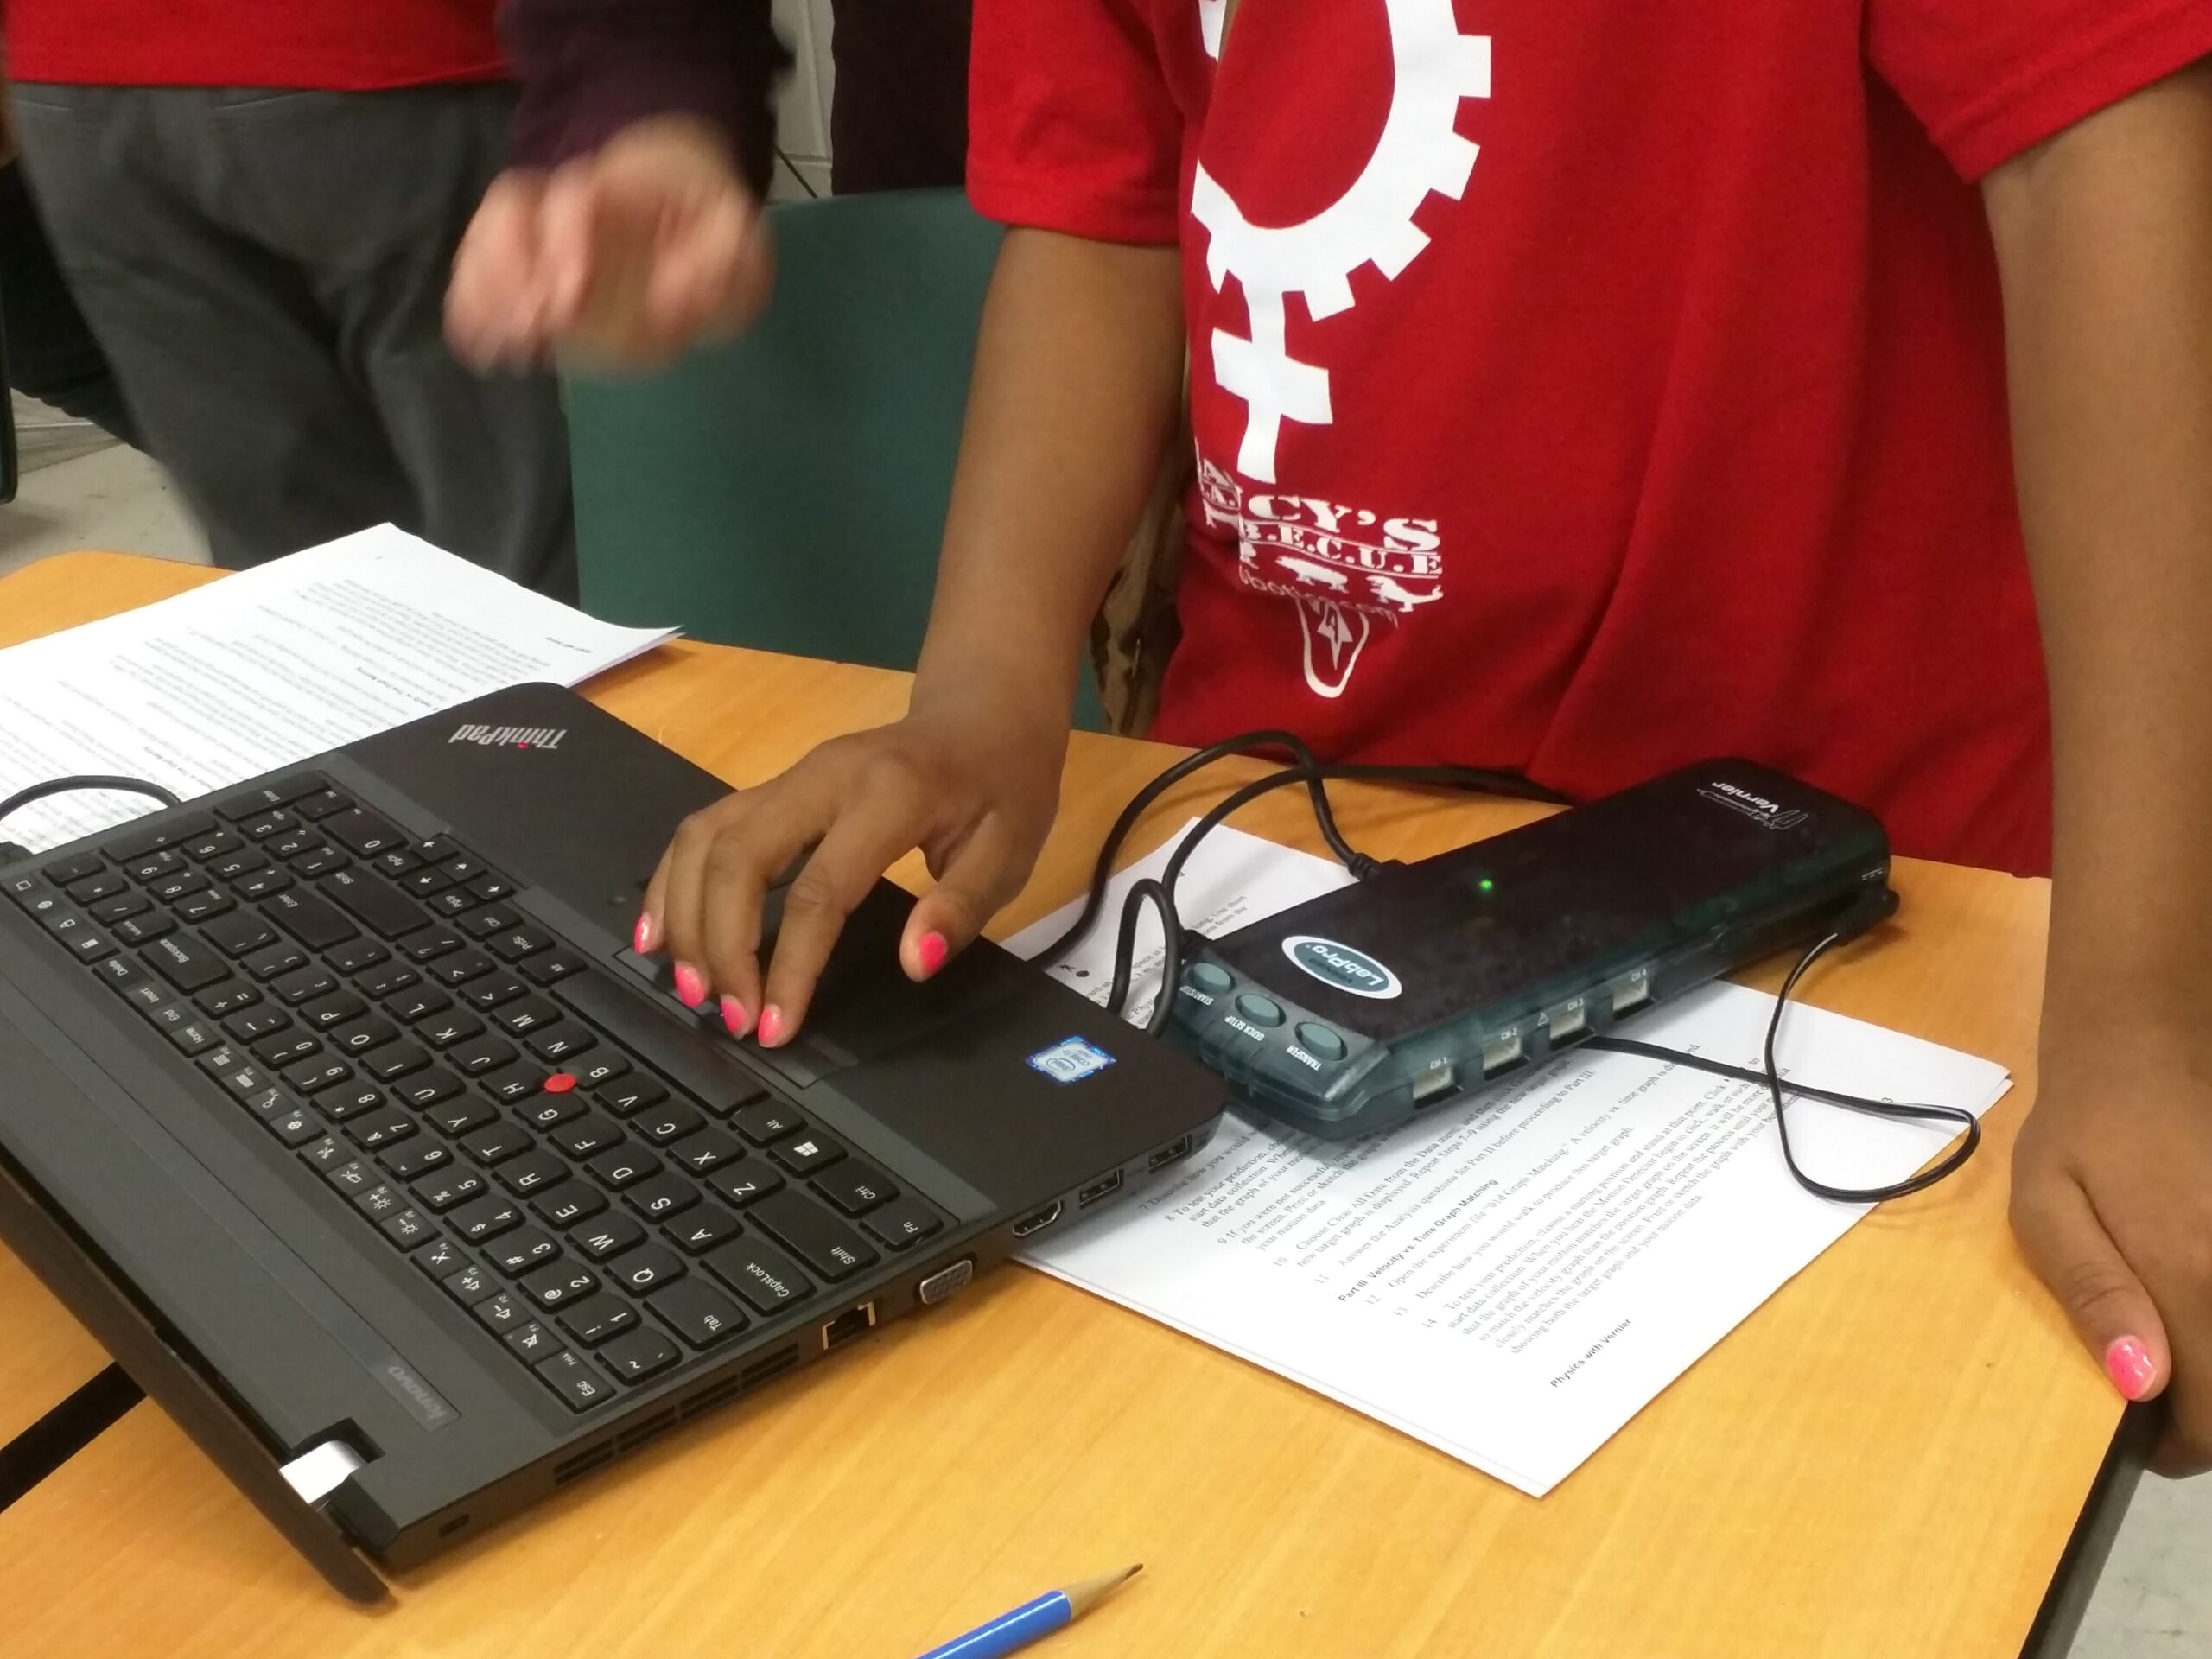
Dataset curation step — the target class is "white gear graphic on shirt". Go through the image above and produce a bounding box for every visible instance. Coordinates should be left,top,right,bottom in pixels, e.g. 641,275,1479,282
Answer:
1192,0,1491,482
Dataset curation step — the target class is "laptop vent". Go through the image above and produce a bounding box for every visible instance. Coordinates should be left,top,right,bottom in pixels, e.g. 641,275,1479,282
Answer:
739,1344,800,1389
614,1408,677,1453
552,1441,614,1486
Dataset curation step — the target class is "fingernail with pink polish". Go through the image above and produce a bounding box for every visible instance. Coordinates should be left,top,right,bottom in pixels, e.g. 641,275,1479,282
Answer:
2106,1335,2158,1401
721,995,751,1039
916,932,949,979
672,963,706,1008
633,912,656,955
758,1005,785,1048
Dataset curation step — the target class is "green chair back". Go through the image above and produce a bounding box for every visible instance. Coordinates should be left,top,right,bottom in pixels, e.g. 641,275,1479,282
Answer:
567,189,1103,728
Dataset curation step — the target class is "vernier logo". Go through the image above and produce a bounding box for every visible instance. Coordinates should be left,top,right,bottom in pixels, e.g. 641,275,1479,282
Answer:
449,722,567,751
1281,935,1402,1000
1698,779,1808,831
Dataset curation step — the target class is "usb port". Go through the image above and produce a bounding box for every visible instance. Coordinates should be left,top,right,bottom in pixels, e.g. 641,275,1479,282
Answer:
1481,1033,1525,1077
820,1302,877,1351
1147,1135,1193,1173
1011,1200,1062,1239
1411,1062,1458,1109
1077,1170,1123,1209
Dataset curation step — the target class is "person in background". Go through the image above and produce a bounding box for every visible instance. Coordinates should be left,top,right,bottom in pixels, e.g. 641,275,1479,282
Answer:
1,0,590,592
455,3,2212,1478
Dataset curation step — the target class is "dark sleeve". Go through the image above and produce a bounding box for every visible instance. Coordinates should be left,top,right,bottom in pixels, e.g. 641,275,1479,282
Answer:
498,0,790,197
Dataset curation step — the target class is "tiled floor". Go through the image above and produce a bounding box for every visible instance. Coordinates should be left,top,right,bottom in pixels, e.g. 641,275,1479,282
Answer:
2,416,2209,1657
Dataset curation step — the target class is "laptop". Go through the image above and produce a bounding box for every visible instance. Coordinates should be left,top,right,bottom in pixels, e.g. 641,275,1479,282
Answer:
0,683,1224,1599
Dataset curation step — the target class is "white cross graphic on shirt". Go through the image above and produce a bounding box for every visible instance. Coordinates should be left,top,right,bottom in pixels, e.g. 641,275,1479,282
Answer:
1211,289,1331,482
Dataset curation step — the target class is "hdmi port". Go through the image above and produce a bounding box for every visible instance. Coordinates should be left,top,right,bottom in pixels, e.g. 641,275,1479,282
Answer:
1077,1171,1123,1209
1011,1201,1062,1239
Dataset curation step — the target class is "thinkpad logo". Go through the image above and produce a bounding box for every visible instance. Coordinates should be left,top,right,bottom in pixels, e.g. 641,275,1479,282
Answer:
449,722,567,751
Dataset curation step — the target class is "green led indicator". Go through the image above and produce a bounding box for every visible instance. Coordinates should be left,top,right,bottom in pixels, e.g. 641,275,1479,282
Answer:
1478,878,1495,893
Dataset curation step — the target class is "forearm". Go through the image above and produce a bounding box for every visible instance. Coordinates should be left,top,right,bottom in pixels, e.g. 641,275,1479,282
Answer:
912,228,1185,727
496,0,787,194
1986,60,2212,1033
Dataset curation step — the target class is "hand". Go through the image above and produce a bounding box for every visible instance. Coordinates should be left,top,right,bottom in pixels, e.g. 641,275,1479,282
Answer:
445,116,772,373
2011,1027,2212,1473
638,695,1067,1047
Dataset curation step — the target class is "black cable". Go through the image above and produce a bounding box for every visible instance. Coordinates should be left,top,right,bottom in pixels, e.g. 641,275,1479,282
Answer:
775,146,822,200
0,774,180,835
1587,932,1982,1204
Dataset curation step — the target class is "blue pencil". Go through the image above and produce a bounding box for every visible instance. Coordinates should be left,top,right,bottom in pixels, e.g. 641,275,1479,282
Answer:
914,1565,1143,1659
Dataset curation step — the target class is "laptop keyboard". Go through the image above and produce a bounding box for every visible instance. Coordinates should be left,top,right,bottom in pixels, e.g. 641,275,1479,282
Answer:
3,772,946,1414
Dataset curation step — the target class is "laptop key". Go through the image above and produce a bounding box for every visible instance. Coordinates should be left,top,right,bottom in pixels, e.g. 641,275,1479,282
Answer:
704,1237,814,1314
861,1198,944,1251
495,995,561,1035
556,1294,639,1347
355,960,418,999
323,1083,388,1122
595,1077,669,1120
321,868,426,940
260,889,357,951
123,849,185,884
224,1007,289,1044
636,1100,706,1147
425,1096,497,1138
442,1262,499,1306
216,774,321,819
533,1350,613,1411
705,1162,784,1208
532,1182,607,1227
272,964,340,1006
353,1183,406,1223
474,1293,530,1338
401,864,455,899
427,889,480,920
396,1068,467,1110
93,955,147,994
467,873,518,906
197,978,261,1018
302,991,367,1031
234,866,294,899
449,1193,524,1243
505,1321,558,1363
175,887,235,923
42,853,107,886
331,1015,399,1057
497,1148,568,1195
769,1129,846,1176
88,890,151,924
523,950,587,986
526,1023,594,1064
607,1243,685,1297
267,829,321,861
521,1262,599,1309
405,929,465,964
371,846,425,880
480,1062,545,1104
239,808,296,842
143,932,229,994
386,984,454,1025
207,847,268,883
487,1226,563,1276
414,1236,471,1279
571,1215,646,1262
588,1146,661,1189
550,1114,624,1160
363,1041,430,1083
346,1108,416,1151
748,1191,879,1282
448,1033,516,1075
269,1105,325,1147
107,810,217,861
731,1102,804,1147
813,1163,898,1217
324,809,404,859
323,1160,377,1196
112,912,175,947
624,1173,699,1222
292,789,352,823
297,1135,348,1171
575,1052,631,1090
461,1121,534,1166
647,1277,747,1349
327,937,390,975
461,905,522,939
429,949,495,987
489,925,555,963
380,1208,435,1250
252,1032,321,1069
518,1091,585,1131
382,1138,452,1180
598,1327,681,1383
415,1170,488,1213
665,1204,743,1255
420,1010,486,1051
242,940,307,982
282,1057,353,1095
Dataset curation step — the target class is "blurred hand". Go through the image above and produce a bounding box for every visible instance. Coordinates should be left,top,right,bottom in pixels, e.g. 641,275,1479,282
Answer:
446,116,772,373
638,694,1068,1047
2012,1025,2212,1473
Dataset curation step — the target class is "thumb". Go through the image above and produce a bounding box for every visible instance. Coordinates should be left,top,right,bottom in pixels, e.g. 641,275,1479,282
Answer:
2012,1172,2168,1402
903,822,1028,981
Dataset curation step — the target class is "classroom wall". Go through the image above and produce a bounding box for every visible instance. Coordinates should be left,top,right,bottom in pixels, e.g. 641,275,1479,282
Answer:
770,0,837,198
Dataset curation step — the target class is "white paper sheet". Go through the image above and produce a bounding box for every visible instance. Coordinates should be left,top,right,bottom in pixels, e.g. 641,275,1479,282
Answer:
1007,823,2012,1495
0,526,674,852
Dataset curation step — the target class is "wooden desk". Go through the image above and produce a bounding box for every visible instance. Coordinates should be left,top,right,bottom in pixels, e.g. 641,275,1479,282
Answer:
0,554,2122,1656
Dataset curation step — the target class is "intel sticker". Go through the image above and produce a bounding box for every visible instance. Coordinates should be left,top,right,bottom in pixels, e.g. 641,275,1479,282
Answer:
1028,1036,1116,1084
1281,935,1403,1000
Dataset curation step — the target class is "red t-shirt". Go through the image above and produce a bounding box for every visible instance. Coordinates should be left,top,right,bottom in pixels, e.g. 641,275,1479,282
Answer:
3,2,505,90
970,0,2212,874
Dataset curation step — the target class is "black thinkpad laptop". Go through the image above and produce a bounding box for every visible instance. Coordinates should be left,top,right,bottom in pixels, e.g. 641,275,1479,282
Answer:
0,684,1223,1599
